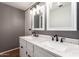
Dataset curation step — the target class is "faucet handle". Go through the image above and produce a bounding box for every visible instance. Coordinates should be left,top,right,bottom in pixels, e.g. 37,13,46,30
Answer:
60,37,65,43
52,36,54,41
54,34,58,37
53,34,59,42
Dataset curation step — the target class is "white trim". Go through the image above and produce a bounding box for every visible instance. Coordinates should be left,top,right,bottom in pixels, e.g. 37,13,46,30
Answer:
0,47,19,55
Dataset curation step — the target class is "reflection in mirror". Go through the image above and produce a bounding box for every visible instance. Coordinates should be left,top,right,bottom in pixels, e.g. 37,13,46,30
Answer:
34,12,43,28
31,2,45,30
47,2,77,31
49,2,71,27
34,14,40,28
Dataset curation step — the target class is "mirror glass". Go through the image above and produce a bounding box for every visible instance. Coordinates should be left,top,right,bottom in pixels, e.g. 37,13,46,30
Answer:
49,2,71,27
47,2,77,31
34,13,42,28
31,3,45,30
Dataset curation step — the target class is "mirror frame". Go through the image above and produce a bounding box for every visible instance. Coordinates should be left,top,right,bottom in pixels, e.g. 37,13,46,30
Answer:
32,5,45,30
46,2,77,31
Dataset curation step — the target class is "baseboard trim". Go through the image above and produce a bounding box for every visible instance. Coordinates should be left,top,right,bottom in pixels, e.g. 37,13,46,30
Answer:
0,47,19,55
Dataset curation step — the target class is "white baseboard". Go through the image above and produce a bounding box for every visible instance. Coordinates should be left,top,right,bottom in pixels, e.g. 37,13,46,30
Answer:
0,47,19,55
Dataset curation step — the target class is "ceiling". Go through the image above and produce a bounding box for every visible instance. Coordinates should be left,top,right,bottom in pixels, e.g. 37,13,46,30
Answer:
2,2,35,11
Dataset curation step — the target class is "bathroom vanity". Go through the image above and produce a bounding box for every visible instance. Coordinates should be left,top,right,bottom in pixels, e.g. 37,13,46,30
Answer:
19,35,79,57
21,2,79,57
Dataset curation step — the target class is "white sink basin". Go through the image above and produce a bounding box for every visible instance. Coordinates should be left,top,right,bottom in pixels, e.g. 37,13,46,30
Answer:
31,35,52,42
24,35,79,53
25,35,51,43
40,41,75,52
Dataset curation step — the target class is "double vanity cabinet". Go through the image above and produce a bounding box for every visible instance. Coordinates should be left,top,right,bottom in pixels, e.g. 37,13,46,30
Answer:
19,35,79,57
19,35,60,57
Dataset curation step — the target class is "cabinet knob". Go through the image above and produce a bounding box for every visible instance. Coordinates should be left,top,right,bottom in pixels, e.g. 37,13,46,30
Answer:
28,55,31,57
26,51,28,54
60,38,65,43
29,28,31,31
21,46,23,48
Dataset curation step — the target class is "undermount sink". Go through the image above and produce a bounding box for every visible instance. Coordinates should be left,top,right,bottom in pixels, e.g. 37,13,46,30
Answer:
25,35,51,43
31,35,52,42
40,40,78,52
25,35,79,53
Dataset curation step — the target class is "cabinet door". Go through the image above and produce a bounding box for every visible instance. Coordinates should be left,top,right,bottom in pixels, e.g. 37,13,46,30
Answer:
19,39,27,57
34,45,60,57
26,41,34,57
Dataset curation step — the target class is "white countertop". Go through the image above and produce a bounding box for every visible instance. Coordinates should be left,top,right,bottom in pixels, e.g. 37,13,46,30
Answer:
19,35,79,57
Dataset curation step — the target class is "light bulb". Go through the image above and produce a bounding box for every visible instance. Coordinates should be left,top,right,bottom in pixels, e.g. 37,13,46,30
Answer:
36,5,40,14
40,5,44,13
32,8,36,15
30,9,33,14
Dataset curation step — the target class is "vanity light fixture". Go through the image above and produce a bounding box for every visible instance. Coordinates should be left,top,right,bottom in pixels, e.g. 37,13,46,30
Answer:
30,5,40,15
48,2,63,9
36,5,40,14
30,9,33,14
30,7,36,15
57,2,63,7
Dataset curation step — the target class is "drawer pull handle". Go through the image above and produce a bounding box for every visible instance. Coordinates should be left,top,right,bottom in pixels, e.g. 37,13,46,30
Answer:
28,55,31,57
21,46,23,48
26,51,28,54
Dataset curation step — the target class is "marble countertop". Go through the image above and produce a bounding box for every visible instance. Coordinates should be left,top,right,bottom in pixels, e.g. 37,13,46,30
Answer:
19,35,79,57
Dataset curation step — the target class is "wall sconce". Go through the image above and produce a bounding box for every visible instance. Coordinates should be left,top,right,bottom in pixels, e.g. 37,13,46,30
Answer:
30,4,42,15
30,9,33,14
36,5,40,14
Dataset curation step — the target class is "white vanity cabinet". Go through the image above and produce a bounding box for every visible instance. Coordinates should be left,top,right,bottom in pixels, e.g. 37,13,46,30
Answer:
34,45,60,57
26,41,34,57
34,45,53,57
19,38,27,57
19,35,79,57
19,36,60,57
19,38,34,57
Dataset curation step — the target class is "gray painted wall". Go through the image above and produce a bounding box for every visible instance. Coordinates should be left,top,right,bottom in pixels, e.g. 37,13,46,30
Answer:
0,3,25,52
35,31,79,39
34,2,79,39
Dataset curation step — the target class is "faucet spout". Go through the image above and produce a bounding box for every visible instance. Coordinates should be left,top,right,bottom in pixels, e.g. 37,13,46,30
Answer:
54,34,59,41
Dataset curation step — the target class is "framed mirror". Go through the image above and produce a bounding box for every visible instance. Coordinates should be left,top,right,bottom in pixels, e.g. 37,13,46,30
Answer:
31,3,45,30
46,2,77,31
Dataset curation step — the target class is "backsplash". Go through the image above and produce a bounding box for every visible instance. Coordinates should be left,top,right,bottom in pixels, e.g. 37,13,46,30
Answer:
34,31,79,39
